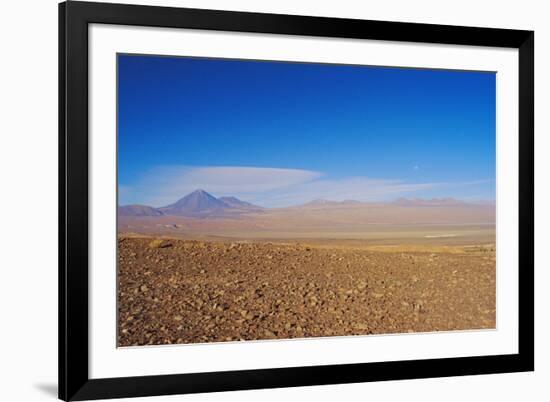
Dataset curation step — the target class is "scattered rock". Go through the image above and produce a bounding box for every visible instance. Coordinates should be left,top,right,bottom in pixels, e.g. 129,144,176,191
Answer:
149,239,173,249
264,330,276,337
118,237,496,346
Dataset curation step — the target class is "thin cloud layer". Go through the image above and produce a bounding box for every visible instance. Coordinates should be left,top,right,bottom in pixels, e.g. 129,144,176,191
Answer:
123,166,321,207
119,165,491,208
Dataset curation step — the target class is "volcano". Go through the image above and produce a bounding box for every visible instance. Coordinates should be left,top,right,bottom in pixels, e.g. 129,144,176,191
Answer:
159,189,229,216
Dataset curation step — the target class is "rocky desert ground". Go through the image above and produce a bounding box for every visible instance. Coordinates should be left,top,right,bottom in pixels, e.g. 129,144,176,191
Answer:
117,235,496,346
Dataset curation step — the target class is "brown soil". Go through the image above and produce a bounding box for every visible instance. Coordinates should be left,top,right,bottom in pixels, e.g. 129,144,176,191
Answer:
117,236,495,347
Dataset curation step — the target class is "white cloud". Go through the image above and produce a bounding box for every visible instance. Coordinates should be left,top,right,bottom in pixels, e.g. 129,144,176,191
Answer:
122,166,321,207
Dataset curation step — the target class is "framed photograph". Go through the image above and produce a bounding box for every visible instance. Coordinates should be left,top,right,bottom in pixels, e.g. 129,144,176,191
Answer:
59,1,534,400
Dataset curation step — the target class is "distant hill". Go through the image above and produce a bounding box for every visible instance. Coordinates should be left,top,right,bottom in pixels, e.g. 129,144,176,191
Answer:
300,199,362,208
219,196,262,210
301,199,340,207
117,190,264,217
294,197,484,209
118,204,164,217
392,197,467,207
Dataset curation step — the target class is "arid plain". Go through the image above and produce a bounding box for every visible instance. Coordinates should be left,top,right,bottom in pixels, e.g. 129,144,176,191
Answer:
117,191,496,346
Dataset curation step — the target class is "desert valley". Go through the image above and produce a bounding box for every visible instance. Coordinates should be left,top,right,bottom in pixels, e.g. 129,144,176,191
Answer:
119,189,495,245
117,190,496,346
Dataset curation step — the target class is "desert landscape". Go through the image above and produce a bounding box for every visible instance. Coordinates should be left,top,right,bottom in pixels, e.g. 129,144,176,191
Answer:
117,55,496,347
117,190,496,346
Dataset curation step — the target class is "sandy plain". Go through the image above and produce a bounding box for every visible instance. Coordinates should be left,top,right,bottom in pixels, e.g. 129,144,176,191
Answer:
117,203,495,346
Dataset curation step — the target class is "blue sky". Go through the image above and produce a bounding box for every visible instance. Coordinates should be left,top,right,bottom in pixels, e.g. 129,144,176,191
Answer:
118,54,496,208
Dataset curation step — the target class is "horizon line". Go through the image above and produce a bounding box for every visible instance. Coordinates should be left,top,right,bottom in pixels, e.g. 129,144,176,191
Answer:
118,188,496,210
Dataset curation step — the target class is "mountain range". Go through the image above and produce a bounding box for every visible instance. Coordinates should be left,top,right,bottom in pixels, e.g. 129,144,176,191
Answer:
118,204,165,217
118,189,263,218
118,190,488,218
391,197,467,207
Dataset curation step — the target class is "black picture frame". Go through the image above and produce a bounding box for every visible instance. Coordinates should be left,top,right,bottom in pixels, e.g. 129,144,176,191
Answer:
59,1,534,400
